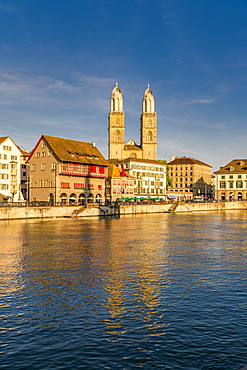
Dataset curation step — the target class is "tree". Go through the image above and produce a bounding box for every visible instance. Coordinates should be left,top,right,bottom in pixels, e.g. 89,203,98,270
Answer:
158,160,172,188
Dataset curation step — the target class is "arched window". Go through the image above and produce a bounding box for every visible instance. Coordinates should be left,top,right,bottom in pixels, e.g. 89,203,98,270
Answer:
115,130,120,142
87,193,94,204
79,193,86,205
96,194,102,203
69,193,77,204
60,193,68,204
131,153,136,158
147,131,153,142
145,100,147,112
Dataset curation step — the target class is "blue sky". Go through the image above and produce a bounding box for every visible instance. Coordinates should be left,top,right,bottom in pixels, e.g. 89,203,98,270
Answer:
1,0,247,170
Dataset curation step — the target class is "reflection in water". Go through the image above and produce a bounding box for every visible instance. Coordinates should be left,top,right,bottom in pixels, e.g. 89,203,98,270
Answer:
0,212,247,369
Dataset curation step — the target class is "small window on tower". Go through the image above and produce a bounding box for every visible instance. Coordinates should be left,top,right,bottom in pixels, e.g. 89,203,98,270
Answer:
115,130,120,141
147,131,152,142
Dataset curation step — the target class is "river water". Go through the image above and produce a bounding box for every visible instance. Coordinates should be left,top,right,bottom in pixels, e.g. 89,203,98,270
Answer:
1,211,247,369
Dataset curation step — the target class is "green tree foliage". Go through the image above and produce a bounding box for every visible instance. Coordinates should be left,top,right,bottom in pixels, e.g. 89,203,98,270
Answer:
158,160,172,188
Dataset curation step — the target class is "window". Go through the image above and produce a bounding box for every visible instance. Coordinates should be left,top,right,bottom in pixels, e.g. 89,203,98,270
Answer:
238,175,242,179
3,145,11,151
47,151,51,157
11,155,17,161
35,152,40,158
41,142,46,149
147,131,152,142
41,163,46,171
229,182,233,188
220,181,226,188
31,164,36,171
61,182,70,188
51,163,56,170
236,181,243,188
4,154,7,160
41,152,46,157
229,175,233,179
74,183,84,189
115,130,120,141
221,176,225,179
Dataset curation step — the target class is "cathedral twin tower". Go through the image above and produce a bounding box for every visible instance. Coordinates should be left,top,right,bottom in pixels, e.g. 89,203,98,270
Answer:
108,83,157,161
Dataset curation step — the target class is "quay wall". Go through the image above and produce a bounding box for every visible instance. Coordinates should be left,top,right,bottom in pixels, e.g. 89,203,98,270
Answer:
1,201,247,220
0,205,100,220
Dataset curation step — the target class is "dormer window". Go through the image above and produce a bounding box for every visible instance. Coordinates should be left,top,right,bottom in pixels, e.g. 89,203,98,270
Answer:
230,166,234,171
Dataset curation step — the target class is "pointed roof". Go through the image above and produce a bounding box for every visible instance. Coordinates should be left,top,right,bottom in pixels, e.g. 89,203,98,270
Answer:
0,136,23,153
111,82,122,97
107,163,135,178
28,135,109,166
144,83,154,97
0,136,9,145
124,140,142,151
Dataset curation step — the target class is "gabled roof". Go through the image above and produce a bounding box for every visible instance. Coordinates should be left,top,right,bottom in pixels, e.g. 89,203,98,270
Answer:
107,163,135,178
214,159,247,174
28,135,109,166
124,144,142,151
0,136,9,145
0,136,23,153
167,156,212,168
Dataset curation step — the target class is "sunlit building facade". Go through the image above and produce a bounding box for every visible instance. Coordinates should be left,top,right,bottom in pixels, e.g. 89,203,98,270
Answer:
214,159,247,201
27,135,108,204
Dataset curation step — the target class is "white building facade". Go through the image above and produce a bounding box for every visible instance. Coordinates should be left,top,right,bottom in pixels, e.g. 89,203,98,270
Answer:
109,158,166,198
0,137,23,202
214,159,247,201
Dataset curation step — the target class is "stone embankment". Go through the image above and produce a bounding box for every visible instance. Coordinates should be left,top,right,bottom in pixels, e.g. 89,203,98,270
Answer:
0,201,247,220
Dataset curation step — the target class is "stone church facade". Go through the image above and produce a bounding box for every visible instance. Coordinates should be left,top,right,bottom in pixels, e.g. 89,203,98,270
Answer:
108,83,157,161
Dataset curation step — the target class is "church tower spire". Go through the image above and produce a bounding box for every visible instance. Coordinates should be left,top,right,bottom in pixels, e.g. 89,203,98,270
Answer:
140,84,157,160
108,82,125,160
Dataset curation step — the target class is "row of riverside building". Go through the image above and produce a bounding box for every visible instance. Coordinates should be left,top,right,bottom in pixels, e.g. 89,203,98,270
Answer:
0,83,246,204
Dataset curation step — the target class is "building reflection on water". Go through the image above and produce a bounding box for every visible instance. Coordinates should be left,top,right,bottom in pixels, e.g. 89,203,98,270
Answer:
1,212,247,338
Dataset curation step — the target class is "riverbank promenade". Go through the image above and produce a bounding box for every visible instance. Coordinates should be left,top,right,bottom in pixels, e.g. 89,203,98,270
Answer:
1,200,247,220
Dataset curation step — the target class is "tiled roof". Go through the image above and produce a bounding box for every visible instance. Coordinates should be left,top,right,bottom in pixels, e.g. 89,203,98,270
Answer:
167,157,212,167
214,159,247,174
0,137,9,145
19,148,31,156
42,135,109,166
124,144,142,150
109,158,165,166
107,163,135,178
